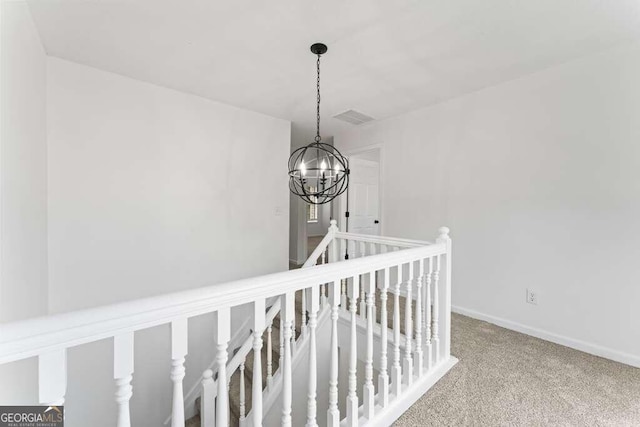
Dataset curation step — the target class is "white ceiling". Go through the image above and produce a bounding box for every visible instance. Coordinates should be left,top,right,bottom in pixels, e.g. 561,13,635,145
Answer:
28,0,640,144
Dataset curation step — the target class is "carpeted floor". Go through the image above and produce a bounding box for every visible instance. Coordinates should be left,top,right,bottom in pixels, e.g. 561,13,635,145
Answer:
395,313,640,426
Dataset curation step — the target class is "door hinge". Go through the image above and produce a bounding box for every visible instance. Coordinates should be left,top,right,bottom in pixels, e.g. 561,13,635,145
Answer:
345,211,350,218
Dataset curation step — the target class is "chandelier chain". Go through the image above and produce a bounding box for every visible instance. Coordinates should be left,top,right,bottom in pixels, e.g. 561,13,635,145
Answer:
315,54,321,142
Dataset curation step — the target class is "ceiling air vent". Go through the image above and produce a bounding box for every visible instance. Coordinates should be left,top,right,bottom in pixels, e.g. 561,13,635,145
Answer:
333,109,375,125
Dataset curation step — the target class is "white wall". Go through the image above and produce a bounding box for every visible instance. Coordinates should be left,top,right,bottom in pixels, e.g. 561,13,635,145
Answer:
46,57,290,425
0,0,48,323
0,0,48,403
335,43,640,367
47,57,290,311
307,203,330,237
289,193,307,264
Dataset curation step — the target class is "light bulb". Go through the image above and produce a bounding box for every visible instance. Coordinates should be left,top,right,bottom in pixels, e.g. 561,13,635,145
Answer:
320,160,327,173
300,161,306,176
334,163,340,173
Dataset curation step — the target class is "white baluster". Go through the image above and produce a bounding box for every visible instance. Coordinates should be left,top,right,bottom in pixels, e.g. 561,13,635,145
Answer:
252,298,265,426
323,280,329,307
378,268,390,408
340,238,347,261
279,314,284,371
239,362,246,427
266,324,273,389
327,280,341,427
432,255,440,365
359,276,366,320
292,291,299,355
363,270,375,420
437,226,452,362
39,349,67,406
322,252,329,326
392,266,402,397
282,292,295,427
369,243,378,322
347,275,360,427
114,332,134,427
306,285,320,427
302,287,307,337
359,241,367,319
200,369,215,427
414,260,424,377
216,308,231,427
404,262,414,386
425,257,433,370
340,279,347,309
171,319,188,427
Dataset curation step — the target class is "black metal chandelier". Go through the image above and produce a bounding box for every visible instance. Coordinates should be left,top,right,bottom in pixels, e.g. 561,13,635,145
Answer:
288,43,349,205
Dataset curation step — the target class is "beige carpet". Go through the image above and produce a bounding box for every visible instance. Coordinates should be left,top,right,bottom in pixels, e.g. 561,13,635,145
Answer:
395,313,640,426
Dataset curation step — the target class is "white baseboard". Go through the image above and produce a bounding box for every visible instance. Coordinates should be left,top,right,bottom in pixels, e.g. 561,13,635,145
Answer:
452,305,640,369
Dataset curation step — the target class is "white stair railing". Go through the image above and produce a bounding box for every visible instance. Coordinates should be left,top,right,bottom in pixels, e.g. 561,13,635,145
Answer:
192,231,335,427
197,299,282,420
0,222,454,427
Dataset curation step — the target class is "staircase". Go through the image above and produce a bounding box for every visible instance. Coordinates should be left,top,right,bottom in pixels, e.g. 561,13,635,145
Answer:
0,221,456,427
189,293,306,427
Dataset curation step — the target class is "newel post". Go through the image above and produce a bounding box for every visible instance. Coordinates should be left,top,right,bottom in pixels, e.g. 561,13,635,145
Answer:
436,226,452,361
200,369,215,427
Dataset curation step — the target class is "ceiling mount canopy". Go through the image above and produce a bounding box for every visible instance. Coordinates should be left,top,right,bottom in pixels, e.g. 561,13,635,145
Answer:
288,43,349,205
310,42,328,55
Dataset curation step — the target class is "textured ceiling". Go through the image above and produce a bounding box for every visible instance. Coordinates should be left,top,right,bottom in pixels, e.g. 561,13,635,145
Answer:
28,0,640,143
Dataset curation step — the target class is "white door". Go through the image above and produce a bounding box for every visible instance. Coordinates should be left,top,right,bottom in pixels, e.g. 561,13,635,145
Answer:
347,158,380,235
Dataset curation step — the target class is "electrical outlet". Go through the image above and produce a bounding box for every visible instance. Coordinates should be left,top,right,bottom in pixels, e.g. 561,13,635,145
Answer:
526,289,538,305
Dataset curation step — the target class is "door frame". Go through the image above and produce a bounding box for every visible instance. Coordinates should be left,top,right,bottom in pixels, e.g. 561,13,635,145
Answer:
334,143,384,236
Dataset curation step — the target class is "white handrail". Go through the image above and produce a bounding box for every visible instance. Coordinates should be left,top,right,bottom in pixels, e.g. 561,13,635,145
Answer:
302,231,335,268
334,231,431,248
0,239,445,365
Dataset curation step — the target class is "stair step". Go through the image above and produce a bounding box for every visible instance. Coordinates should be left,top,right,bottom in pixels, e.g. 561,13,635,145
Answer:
190,290,307,427
185,414,200,427
244,339,280,383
